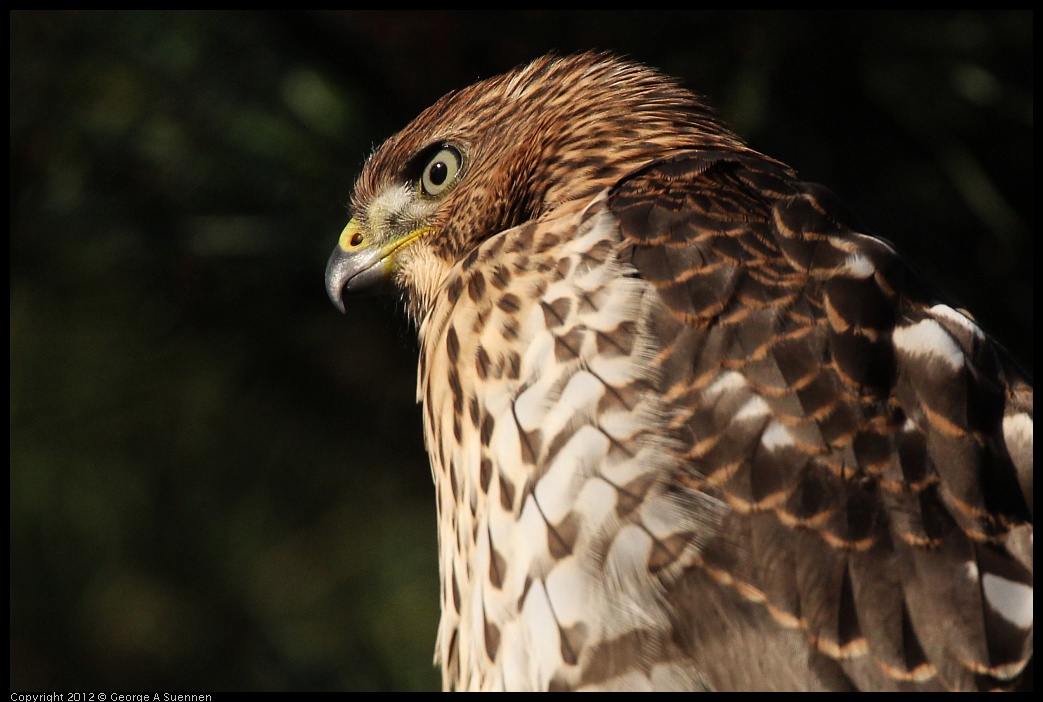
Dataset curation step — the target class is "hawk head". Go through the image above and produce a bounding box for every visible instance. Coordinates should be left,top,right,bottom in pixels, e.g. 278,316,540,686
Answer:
325,53,745,320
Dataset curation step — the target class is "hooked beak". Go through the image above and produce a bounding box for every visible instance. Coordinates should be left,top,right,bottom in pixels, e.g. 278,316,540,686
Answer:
324,218,428,312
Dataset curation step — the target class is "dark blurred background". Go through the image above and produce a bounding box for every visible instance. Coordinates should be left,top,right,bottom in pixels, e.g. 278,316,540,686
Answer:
10,11,1032,691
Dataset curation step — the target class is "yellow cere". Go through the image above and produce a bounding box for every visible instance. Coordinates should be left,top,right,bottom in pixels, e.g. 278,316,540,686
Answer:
338,218,363,251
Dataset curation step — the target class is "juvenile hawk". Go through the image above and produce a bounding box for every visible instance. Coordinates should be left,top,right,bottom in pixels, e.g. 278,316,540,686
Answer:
325,53,1032,691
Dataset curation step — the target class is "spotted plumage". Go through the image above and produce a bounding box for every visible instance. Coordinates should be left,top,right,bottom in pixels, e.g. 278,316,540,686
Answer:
325,53,1032,691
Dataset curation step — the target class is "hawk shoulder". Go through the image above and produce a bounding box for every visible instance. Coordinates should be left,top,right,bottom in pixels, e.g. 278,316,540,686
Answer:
609,150,1033,690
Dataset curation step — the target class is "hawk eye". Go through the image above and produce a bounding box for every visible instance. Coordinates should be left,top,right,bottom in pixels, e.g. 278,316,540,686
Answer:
420,146,463,197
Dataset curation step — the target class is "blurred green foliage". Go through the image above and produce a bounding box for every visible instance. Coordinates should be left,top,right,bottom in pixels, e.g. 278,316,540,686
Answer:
10,11,1032,691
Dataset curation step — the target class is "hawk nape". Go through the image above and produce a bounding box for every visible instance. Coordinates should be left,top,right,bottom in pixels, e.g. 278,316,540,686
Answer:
325,53,1032,691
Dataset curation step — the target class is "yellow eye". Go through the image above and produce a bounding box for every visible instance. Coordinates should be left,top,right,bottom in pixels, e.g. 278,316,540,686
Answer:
420,146,463,197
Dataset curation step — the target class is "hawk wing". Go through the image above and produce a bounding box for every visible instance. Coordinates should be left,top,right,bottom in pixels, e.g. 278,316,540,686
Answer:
609,150,1033,690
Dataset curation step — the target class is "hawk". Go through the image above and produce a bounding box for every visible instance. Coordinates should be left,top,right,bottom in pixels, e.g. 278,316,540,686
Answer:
325,53,1032,691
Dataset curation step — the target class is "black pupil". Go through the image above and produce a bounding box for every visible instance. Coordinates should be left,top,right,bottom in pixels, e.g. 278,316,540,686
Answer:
428,160,448,186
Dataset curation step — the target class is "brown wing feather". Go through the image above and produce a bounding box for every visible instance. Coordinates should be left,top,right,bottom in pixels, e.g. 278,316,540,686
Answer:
609,151,1033,691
